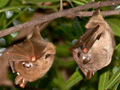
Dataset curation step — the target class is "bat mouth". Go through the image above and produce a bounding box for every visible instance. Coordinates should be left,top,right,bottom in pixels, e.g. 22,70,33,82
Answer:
15,74,28,88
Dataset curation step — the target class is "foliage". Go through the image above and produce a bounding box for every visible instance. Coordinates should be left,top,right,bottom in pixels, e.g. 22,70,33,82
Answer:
0,0,120,90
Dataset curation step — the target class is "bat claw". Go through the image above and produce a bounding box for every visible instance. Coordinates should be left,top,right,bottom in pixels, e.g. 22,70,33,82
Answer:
87,71,94,79
82,48,88,54
20,83,25,88
7,52,9,54
31,56,36,61
15,75,28,88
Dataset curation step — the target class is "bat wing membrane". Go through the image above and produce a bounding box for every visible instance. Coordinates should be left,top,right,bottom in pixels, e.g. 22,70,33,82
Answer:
70,25,100,53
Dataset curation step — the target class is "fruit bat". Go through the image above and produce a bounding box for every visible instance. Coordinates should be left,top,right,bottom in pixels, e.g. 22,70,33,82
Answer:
69,9,115,79
7,26,56,88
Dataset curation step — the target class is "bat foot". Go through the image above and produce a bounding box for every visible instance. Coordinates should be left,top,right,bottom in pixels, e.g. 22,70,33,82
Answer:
87,71,94,79
19,83,25,88
15,75,28,88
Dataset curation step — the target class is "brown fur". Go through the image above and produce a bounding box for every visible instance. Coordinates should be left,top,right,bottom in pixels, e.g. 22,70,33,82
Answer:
69,9,115,79
7,26,56,88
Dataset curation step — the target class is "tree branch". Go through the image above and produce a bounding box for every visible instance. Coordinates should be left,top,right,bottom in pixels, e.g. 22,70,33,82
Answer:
0,0,120,38
76,10,120,17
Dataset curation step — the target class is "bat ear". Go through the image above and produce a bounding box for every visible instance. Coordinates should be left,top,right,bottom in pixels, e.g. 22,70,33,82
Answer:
86,9,104,29
90,8,104,21
45,43,56,55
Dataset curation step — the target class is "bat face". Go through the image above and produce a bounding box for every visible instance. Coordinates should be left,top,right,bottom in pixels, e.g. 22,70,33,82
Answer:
69,9,115,79
7,26,56,88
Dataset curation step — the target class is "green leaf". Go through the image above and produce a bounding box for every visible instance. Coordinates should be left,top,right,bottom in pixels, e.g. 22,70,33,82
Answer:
113,80,120,90
98,70,110,90
58,23,74,39
3,7,29,29
66,70,83,89
113,43,120,62
115,43,120,50
106,67,120,89
4,35,13,45
106,18,120,37
72,17,84,37
55,57,76,68
0,13,6,29
0,6,26,13
72,0,90,5
1,13,7,29
72,0,84,5
56,44,71,57
0,0,9,8
8,0,22,7
38,4,59,11
25,0,59,3
53,70,66,90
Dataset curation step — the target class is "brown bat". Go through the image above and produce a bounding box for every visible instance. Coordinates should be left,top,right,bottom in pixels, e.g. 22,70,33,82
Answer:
69,9,115,79
7,26,56,88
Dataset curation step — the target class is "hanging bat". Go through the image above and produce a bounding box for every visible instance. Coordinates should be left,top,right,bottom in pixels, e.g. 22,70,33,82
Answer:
69,9,115,79
7,26,56,88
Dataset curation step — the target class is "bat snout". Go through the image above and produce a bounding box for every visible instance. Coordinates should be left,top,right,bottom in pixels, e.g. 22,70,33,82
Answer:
15,74,28,88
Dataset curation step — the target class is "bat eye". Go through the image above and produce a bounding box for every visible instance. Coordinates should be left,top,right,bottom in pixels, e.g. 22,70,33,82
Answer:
45,54,51,59
97,33,102,40
77,52,80,58
22,62,32,68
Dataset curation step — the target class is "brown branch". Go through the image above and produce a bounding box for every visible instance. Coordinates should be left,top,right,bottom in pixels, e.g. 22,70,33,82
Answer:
13,21,52,42
60,0,63,11
0,0,120,38
76,10,120,17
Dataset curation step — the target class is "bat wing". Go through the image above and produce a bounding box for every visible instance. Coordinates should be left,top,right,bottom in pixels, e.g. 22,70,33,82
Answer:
8,38,49,61
8,40,35,62
69,25,100,53
29,39,48,59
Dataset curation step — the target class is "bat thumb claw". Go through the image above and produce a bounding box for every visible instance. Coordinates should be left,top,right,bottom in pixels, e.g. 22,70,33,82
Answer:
31,56,36,61
20,83,25,88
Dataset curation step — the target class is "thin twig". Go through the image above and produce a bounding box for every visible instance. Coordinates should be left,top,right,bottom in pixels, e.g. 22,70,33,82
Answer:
76,10,120,17
0,0,120,38
13,21,52,42
60,0,63,11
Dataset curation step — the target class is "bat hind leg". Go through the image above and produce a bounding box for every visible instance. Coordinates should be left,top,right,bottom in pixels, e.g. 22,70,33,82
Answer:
87,71,94,79
79,66,94,79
